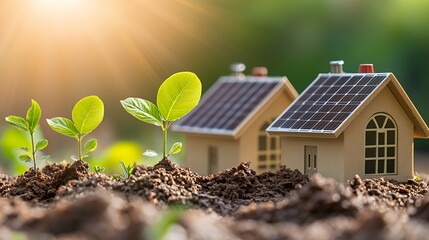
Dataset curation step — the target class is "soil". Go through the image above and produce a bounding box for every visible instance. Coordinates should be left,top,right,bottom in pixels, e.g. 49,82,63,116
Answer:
0,159,429,239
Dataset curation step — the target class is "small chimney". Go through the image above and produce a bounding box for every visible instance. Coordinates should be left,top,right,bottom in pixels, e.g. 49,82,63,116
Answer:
358,64,374,73
252,66,268,76
330,60,344,74
230,63,246,77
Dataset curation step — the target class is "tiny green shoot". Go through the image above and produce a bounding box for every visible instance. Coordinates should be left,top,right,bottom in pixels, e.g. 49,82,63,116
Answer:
5,99,48,170
93,165,105,173
119,161,133,180
46,95,104,161
121,72,201,159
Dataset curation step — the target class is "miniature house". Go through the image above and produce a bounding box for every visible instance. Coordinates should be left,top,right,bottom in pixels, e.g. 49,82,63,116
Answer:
173,64,298,175
267,62,429,182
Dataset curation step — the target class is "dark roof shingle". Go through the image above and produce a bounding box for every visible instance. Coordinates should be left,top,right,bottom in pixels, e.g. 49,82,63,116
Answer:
173,76,286,136
268,73,389,134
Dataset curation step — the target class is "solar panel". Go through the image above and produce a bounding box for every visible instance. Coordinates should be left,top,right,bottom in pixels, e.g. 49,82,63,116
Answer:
269,74,389,133
174,76,283,134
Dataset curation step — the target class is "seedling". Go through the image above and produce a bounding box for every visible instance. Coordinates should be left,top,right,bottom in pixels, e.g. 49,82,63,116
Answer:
5,100,48,170
93,165,105,173
121,72,201,158
47,95,104,161
119,161,133,180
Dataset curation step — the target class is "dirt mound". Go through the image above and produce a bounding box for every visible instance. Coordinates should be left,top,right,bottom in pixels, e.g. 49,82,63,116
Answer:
198,163,308,202
235,174,361,223
349,175,428,209
115,158,201,205
56,160,308,215
0,174,13,193
1,160,89,202
197,163,309,215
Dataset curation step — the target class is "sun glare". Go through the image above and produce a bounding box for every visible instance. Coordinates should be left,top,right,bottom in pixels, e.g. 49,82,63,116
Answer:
0,0,221,118
30,0,93,20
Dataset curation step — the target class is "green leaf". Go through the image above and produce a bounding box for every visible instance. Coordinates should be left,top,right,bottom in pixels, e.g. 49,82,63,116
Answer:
26,99,41,133
157,72,202,121
143,150,158,157
5,116,29,131
84,139,97,154
19,154,32,162
119,161,133,180
35,139,48,151
72,95,104,135
120,98,162,126
15,147,29,152
168,142,182,155
47,117,79,138
93,166,105,173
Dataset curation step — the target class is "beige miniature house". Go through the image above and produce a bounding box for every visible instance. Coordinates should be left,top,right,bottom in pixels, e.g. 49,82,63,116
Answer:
173,65,298,175
267,62,429,182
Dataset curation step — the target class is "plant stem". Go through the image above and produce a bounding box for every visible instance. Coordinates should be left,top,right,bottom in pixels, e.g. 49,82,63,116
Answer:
163,126,167,158
30,132,36,170
78,135,82,161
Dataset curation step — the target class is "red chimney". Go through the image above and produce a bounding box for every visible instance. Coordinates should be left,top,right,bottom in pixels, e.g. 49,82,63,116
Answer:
252,67,268,76
358,64,374,73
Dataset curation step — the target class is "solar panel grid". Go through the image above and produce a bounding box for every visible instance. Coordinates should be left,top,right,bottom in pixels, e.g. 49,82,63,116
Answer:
204,81,256,129
176,79,282,132
181,81,240,127
215,82,261,129
270,74,388,132
224,82,277,130
199,82,241,126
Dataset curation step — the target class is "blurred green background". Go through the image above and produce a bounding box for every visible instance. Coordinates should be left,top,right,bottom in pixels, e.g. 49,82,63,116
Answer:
1,0,429,174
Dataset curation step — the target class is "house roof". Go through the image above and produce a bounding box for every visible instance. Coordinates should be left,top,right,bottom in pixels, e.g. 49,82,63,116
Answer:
267,73,429,138
172,75,298,138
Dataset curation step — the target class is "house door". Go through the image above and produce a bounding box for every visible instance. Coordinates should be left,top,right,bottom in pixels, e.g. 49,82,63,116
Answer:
304,146,317,176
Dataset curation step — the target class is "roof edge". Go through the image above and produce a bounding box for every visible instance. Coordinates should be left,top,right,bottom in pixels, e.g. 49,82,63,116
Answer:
233,77,298,138
172,126,236,138
267,129,337,138
386,74,429,138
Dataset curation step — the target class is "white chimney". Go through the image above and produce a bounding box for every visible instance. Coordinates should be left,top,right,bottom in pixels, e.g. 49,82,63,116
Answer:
230,63,246,78
330,60,344,74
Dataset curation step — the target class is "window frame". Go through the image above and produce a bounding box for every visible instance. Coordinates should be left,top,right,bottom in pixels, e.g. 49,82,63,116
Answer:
364,113,397,175
257,122,281,172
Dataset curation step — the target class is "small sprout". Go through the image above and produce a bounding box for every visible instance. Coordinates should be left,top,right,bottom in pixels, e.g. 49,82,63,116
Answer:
5,100,49,170
47,96,104,161
119,161,133,180
168,142,182,156
112,174,122,181
93,165,105,173
121,72,202,159
413,175,420,182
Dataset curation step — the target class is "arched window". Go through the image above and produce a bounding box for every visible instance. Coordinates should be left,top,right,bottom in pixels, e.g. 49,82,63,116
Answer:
258,122,281,171
364,113,397,175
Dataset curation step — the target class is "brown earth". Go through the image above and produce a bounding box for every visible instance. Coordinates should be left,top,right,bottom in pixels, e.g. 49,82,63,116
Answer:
0,159,428,239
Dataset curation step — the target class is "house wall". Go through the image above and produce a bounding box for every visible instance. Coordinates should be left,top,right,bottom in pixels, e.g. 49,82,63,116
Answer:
280,136,345,182
184,135,238,175
344,87,414,182
239,91,295,173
